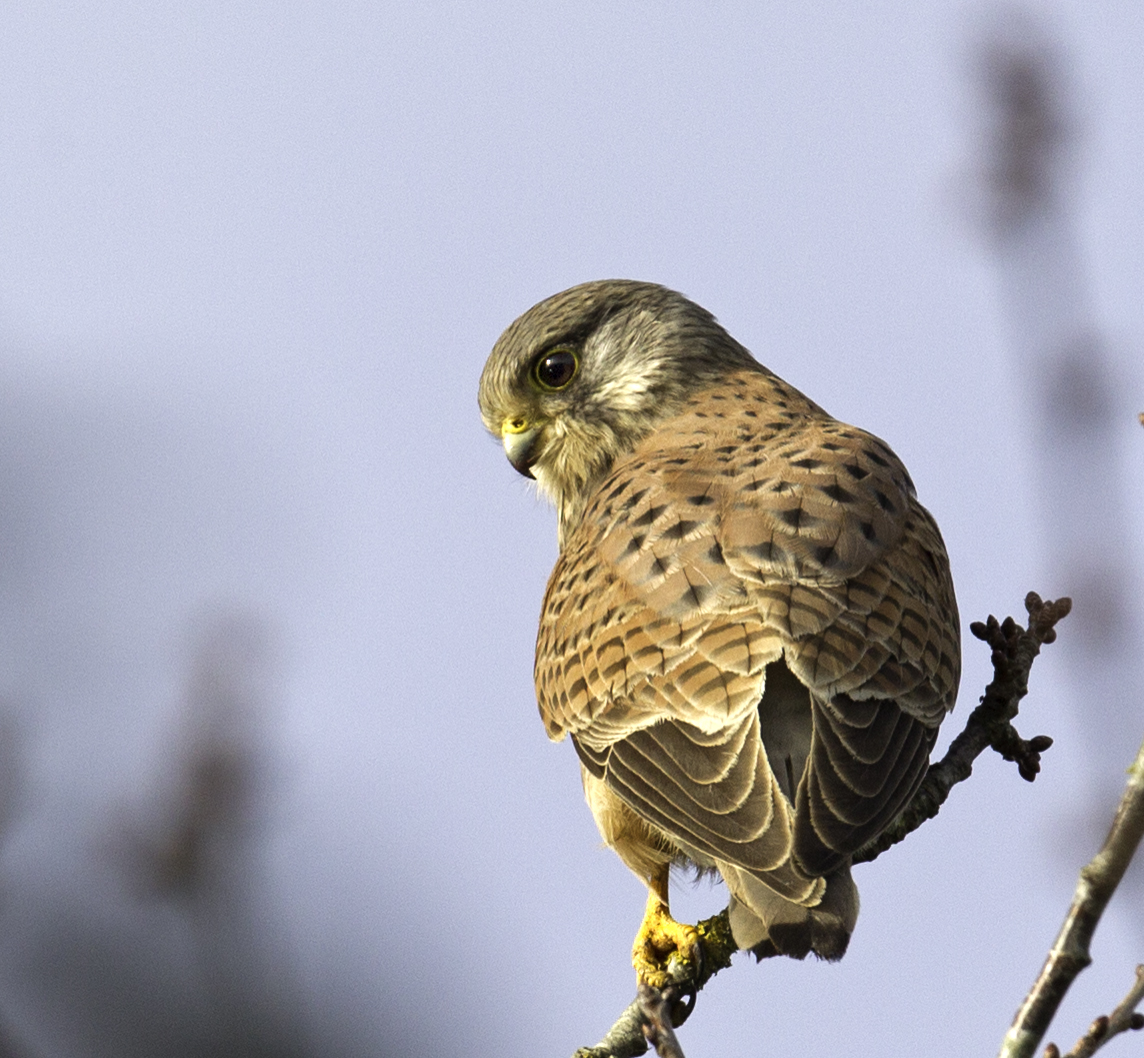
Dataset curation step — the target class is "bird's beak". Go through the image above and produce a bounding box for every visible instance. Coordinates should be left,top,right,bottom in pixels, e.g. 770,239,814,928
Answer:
501,417,543,479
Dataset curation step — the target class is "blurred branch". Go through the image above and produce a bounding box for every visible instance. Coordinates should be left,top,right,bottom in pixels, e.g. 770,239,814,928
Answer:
137,613,268,900
998,736,1144,1058
573,593,1070,1058
0,710,25,858
972,11,1073,239
148,738,258,897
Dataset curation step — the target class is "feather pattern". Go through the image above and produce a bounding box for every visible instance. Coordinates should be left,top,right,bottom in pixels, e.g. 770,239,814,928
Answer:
534,369,959,949
479,280,960,960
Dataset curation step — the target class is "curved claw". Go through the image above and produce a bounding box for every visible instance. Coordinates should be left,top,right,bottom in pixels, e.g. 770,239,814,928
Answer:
666,979,698,1028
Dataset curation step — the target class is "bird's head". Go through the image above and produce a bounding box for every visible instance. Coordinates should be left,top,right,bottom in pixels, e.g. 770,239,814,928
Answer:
478,280,758,529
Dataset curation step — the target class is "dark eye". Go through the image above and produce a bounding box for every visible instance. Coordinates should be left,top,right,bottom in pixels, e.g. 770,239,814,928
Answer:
533,348,579,390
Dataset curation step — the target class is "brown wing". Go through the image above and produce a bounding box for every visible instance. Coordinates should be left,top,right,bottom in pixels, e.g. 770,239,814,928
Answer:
535,370,960,881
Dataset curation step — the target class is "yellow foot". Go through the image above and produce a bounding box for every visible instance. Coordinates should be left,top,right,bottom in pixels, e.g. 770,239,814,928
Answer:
631,894,701,990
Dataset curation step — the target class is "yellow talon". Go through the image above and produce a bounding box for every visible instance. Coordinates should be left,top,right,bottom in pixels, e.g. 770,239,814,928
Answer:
631,867,700,989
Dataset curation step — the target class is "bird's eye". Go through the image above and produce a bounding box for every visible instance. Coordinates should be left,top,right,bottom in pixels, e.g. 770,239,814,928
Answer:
533,348,579,391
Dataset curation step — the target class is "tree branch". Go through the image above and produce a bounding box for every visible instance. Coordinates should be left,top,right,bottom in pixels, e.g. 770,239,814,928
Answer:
572,592,1070,1058
856,591,1068,864
572,915,737,1058
998,735,1144,1058
1045,964,1144,1058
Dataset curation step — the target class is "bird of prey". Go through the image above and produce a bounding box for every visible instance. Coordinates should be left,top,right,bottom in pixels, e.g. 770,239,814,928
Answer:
478,280,960,985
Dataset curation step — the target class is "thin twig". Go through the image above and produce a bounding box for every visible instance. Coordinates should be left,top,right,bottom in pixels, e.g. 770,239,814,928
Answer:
1052,964,1144,1058
999,737,1144,1058
573,593,1068,1058
1043,964,1144,1057
856,592,1068,864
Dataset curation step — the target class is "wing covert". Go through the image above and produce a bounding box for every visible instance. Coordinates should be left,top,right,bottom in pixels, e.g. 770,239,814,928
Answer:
534,370,959,881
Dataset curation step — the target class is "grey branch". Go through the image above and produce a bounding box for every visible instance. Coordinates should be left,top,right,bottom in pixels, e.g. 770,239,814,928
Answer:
573,593,1070,1058
573,960,700,1058
1044,964,1144,1058
572,1000,647,1058
998,737,1144,1058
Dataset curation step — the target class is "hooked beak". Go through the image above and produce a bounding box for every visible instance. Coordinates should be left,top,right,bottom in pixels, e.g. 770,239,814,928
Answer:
501,417,543,478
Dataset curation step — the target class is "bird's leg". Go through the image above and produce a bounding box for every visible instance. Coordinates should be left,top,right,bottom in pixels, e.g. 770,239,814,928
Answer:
631,863,700,989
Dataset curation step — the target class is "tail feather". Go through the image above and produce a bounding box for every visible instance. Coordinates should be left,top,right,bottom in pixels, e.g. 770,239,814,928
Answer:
723,862,858,961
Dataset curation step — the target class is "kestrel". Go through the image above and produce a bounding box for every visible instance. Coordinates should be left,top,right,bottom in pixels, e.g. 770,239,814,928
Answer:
478,281,960,985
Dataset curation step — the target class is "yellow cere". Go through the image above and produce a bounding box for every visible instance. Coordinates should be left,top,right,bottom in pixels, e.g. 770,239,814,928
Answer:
501,416,531,436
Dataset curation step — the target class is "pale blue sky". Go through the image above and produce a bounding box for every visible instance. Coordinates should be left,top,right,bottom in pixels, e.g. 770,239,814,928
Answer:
0,2,1141,1055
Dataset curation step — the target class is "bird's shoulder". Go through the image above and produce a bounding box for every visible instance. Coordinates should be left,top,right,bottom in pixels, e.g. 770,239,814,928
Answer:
535,370,952,740
574,369,917,589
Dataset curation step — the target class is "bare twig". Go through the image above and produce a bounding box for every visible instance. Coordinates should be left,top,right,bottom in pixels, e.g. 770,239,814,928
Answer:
1043,964,1144,1058
855,592,1069,864
573,593,1068,1057
999,737,1144,1058
1052,964,1144,1057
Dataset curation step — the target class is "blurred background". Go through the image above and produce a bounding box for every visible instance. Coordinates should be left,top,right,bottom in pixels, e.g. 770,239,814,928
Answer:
0,2,1141,1055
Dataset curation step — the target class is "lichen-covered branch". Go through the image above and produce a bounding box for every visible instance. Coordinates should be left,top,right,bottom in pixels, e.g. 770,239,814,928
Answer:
572,593,1068,1058
998,736,1144,1058
572,914,737,1058
572,999,646,1058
